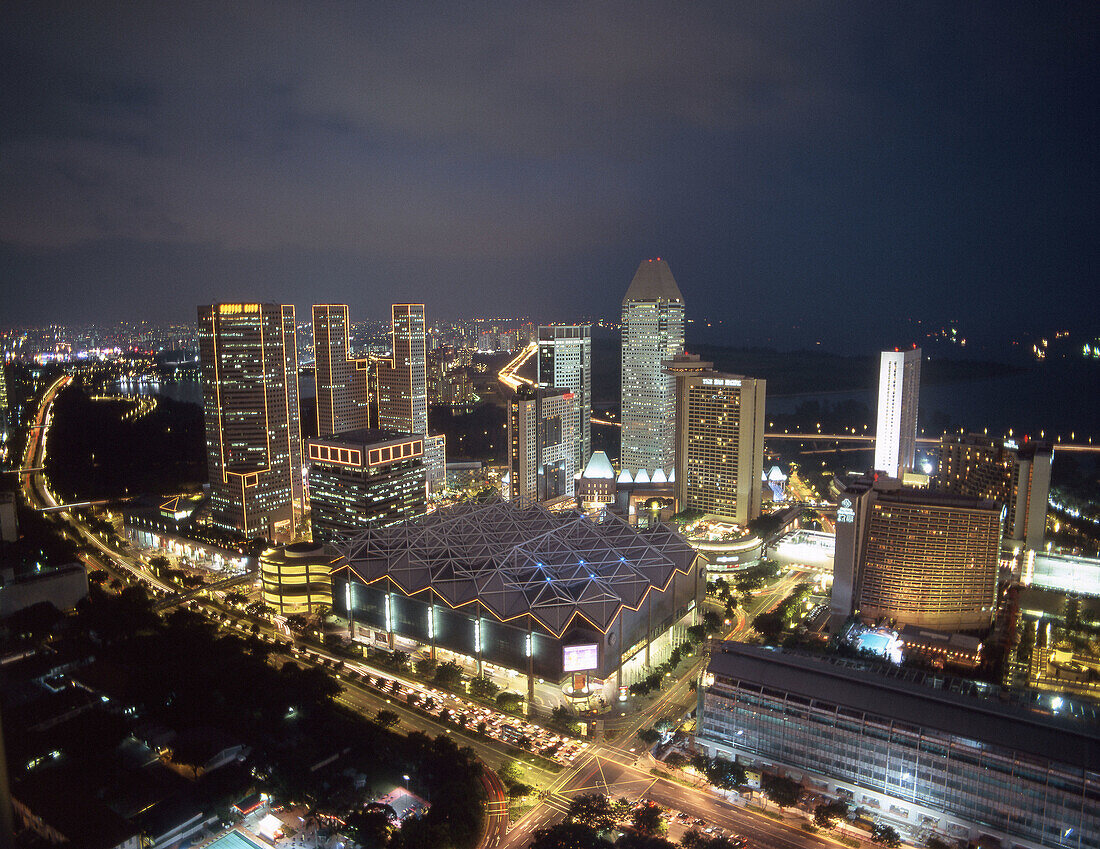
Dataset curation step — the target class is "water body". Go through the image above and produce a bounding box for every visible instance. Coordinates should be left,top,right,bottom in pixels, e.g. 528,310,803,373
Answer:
115,371,317,407
767,355,1098,443
119,355,1097,444
114,379,203,407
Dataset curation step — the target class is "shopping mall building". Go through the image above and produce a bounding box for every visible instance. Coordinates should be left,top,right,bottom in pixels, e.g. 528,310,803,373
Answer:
331,498,702,702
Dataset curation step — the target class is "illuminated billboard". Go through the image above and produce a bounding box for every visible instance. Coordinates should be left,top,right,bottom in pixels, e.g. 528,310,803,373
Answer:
563,643,599,672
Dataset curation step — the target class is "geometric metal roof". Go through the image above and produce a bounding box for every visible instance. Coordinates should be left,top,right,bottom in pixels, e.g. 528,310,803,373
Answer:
333,496,697,637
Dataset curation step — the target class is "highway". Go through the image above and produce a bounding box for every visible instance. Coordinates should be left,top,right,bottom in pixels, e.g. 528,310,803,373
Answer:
764,432,1098,453
20,373,175,593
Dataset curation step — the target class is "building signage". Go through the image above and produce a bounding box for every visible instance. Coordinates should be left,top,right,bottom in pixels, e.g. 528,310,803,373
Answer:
563,643,599,672
701,378,741,387
837,497,855,523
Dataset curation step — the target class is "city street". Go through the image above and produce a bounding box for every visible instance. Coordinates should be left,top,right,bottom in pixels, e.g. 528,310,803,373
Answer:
498,567,823,849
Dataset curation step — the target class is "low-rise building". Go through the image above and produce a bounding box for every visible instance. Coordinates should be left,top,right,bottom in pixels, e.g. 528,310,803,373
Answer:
332,497,701,702
123,495,258,572
0,563,88,618
260,541,335,614
898,624,982,670
696,641,1100,849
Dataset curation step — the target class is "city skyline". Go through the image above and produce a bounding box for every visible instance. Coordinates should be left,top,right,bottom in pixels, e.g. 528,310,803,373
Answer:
2,4,1097,352
3,6,1100,848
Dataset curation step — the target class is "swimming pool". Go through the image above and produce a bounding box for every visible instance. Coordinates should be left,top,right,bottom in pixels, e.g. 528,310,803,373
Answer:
856,632,892,654
204,831,266,849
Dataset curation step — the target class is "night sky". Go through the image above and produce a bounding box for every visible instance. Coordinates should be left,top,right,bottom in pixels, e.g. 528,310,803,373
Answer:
2,2,1097,351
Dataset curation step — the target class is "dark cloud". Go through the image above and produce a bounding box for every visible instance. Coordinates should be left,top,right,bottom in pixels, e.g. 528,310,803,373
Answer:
1,2,1096,350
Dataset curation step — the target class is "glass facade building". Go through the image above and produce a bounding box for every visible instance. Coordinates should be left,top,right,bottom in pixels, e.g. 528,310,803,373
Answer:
537,324,592,473
697,642,1100,849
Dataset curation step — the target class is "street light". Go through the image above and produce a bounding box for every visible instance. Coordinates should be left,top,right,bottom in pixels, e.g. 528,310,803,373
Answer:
403,774,410,791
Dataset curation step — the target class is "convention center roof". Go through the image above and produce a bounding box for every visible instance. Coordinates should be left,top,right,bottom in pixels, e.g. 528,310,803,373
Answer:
335,497,697,637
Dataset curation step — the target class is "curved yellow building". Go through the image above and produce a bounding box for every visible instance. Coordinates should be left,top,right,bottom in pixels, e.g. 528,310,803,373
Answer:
260,541,336,614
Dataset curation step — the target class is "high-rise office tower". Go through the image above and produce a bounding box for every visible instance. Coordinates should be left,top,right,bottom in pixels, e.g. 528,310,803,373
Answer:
667,354,766,525
312,304,369,436
507,385,578,502
198,303,304,539
620,259,685,475
831,473,1000,633
377,304,445,491
538,325,591,472
306,429,427,542
937,433,1053,551
873,347,921,478
0,361,9,440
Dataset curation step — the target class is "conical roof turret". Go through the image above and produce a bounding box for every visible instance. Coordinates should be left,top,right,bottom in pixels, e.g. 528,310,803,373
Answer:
622,258,684,305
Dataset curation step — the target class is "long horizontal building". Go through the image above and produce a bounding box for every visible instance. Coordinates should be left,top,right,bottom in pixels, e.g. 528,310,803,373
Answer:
331,498,701,701
696,642,1100,849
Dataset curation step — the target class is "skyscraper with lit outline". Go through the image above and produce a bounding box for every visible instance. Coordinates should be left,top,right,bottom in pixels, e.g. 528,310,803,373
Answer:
377,304,445,491
312,304,369,436
198,303,303,539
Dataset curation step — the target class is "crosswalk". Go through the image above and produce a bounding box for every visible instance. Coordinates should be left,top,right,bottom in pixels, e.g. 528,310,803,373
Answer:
539,791,573,815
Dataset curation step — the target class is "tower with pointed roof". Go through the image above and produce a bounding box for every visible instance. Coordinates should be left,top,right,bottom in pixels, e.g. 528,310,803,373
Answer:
620,258,685,475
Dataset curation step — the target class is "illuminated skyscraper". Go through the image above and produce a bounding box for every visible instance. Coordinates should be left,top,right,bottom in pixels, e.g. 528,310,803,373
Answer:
507,385,577,502
831,473,1000,633
312,304,369,436
667,354,766,525
0,361,9,440
873,347,921,478
620,259,685,475
198,303,303,539
537,324,591,472
936,433,1052,550
377,304,445,491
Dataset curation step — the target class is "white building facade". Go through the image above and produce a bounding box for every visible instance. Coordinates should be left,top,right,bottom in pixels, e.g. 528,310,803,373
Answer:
873,347,921,478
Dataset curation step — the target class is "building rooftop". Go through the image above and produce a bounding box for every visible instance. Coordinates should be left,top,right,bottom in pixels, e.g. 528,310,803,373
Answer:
581,451,616,480
706,642,1100,770
335,497,696,636
310,428,419,446
874,487,998,512
622,258,684,305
